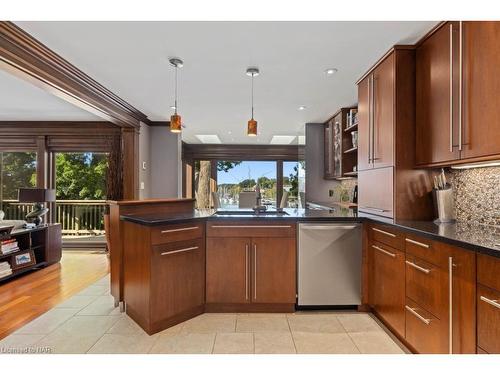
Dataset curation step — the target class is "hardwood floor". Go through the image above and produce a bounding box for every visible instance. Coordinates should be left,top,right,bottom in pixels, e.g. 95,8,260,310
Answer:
0,251,109,339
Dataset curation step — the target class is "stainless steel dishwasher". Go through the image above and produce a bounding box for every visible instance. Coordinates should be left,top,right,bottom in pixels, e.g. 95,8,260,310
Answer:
298,222,362,307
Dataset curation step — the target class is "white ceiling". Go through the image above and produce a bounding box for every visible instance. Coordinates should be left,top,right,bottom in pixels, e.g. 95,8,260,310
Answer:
14,21,438,143
0,69,100,121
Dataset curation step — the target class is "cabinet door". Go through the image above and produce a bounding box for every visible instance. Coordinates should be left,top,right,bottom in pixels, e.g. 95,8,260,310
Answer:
450,247,476,354
477,284,500,354
372,53,394,168
416,22,461,165
357,75,372,171
462,21,500,160
332,113,343,178
371,242,405,338
324,121,334,179
150,239,205,323
206,237,251,304
357,167,394,218
252,237,296,304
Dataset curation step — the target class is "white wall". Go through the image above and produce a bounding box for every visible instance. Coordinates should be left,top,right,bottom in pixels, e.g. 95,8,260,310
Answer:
149,126,181,198
138,122,151,199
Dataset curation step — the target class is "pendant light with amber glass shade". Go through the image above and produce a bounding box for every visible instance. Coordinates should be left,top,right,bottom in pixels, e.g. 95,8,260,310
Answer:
169,58,183,133
246,67,259,136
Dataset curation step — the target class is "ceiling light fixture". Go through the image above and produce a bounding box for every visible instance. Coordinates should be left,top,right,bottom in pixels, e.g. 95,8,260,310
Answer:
325,68,338,75
298,106,307,111
246,67,259,137
169,57,183,133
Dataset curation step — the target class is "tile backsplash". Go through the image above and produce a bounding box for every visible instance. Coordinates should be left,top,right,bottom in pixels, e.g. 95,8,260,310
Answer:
450,167,500,226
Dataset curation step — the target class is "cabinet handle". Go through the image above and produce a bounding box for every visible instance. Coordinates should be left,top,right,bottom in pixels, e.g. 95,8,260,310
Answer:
458,21,463,151
160,226,198,234
449,23,454,153
405,305,431,325
371,75,377,163
245,244,249,301
211,225,291,229
368,75,373,164
405,260,431,274
448,256,453,354
254,244,257,300
372,245,396,258
372,227,396,237
405,238,430,249
161,246,198,256
480,296,500,310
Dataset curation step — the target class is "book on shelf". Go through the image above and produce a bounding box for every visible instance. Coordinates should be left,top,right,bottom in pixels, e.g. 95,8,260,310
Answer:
0,261,13,277
1,239,20,255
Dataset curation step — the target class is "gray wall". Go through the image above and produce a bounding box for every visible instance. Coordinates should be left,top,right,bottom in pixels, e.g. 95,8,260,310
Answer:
138,122,151,199
305,123,340,202
149,126,181,198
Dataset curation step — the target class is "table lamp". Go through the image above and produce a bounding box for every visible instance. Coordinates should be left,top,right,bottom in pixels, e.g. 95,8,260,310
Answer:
18,188,56,226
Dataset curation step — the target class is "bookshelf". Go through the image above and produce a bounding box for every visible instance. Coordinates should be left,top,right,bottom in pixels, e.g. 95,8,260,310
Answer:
0,224,61,283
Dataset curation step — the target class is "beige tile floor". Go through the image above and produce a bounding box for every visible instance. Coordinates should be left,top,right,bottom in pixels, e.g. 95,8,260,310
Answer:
0,275,408,354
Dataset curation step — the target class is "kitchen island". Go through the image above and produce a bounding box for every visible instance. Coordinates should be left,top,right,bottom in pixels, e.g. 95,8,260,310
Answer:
115,199,500,353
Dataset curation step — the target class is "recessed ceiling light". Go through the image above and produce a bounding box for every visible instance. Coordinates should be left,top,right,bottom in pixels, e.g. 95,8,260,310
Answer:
325,68,338,75
270,135,296,145
195,135,222,144
170,105,176,110
298,106,307,111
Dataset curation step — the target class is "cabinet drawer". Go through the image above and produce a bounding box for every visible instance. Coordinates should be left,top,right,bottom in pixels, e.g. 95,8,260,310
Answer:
405,255,448,320
370,224,403,250
477,284,500,354
151,222,204,245
207,221,295,238
478,254,500,292
404,234,449,268
405,298,448,354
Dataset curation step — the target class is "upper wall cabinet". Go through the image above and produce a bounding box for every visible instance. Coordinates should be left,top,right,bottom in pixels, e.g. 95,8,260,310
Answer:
416,21,500,166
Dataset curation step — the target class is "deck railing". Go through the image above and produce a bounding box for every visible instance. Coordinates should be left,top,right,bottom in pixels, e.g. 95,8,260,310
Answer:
0,200,107,236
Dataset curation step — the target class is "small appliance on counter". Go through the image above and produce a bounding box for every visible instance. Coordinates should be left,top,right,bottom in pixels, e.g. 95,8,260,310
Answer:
432,169,455,223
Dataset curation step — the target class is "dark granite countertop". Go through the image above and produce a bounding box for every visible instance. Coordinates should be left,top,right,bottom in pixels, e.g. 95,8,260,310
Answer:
120,206,500,258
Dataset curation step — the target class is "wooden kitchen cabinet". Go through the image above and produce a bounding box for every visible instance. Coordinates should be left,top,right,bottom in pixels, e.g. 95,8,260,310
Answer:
370,240,406,338
252,237,296,304
477,254,500,353
205,221,296,312
416,22,460,165
357,47,433,220
416,21,500,166
206,237,250,304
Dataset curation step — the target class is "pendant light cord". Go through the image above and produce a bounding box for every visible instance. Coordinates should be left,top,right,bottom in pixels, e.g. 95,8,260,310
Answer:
174,65,178,115
251,73,254,119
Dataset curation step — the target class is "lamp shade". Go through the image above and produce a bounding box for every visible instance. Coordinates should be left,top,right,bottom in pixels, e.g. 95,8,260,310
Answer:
18,188,56,203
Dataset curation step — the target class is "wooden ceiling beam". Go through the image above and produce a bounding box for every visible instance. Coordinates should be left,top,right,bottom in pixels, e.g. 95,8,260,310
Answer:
0,21,151,129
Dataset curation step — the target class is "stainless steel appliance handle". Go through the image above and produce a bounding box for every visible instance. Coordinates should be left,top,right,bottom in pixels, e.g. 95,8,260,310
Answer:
254,244,257,300
361,206,388,213
301,225,358,230
245,244,249,301
480,296,500,309
161,246,198,256
406,260,431,274
458,21,463,151
405,238,430,249
405,305,431,325
211,225,291,228
372,227,396,237
449,23,454,153
372,245,396,258
161,226,199,234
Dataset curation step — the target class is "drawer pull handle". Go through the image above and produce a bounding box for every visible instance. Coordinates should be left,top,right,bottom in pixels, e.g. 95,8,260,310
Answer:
161,226,199,234
372,245,396,258
405,260,431,274
210,225,291,229
480,296,500,310
405,238,430,249
161,246,198,256
405,305,431,325
245,244,249,301
372,227,396,238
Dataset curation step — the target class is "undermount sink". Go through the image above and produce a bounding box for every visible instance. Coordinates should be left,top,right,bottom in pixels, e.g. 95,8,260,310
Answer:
215,210,289,216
